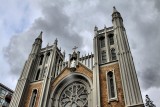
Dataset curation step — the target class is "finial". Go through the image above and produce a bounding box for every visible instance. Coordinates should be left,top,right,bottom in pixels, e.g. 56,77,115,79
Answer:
37,31,43,39
63,50,65,55
72,46,78,52
47,43,49,47
113,6,118,13
94,25,98,31
54,38,58,45
104,25,107,29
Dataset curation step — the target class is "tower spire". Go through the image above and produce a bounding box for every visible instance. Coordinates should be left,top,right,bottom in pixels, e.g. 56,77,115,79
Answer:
54,38,58,45
37,31,43,40
113,6,118,13
94,25,98,31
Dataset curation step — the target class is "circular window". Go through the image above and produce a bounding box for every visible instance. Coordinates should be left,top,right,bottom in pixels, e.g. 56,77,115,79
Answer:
59,81,88,107
50,74,92,107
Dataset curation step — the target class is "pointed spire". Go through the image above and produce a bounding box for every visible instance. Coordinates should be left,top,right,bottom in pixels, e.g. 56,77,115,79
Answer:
37,31,43,39
54,38,58,45
59,47,61,51
94,25,98,31
63,50,65,57
104,25,107,29
113,6,118,13
47,43,49,46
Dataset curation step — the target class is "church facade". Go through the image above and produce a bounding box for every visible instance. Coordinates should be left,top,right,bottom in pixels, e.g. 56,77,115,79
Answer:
9,7,144,107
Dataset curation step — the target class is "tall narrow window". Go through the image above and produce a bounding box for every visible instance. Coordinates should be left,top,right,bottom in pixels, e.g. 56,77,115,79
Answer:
29,90,37,107
35,69,40,80
107,71,116,99
39,55,44,65
45,52,50,64
0,98,4,105
111,48,117,60
99,36,105,48
101,51,107,63
109,34,114,45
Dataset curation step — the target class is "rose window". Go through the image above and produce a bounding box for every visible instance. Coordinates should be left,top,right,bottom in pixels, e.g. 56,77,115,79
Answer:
59,82,88,107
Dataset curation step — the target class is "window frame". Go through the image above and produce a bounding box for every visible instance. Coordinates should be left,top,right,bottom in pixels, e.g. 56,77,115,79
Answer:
111,48,117,61
0,88,6,96
35,69,40,80
29,89,38,107
108,34,114,45
39,54,44,65
101,50,107,63
99,36,105,48
45,52,50,64
106,70,118,102
0,97,4,105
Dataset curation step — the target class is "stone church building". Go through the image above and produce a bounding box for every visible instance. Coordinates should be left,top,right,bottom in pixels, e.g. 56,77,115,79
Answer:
9,7,144,107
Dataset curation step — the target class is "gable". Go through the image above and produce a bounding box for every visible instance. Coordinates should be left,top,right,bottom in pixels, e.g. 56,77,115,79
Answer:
50,62,93,91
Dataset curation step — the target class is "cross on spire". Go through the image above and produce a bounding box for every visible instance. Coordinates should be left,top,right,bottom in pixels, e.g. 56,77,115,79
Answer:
72,46,78,52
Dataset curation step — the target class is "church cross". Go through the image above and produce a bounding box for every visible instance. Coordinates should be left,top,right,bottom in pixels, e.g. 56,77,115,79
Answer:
72,46,78,52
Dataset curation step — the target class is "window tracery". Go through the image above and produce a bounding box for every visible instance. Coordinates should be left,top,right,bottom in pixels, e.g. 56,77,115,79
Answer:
108,34,114,45
59,82,88,107
111,48,116,60
107,71,117,100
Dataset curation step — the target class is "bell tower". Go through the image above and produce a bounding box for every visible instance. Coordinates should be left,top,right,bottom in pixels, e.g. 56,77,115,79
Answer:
93,7,144,107
112,7,144,106
9,32,43,107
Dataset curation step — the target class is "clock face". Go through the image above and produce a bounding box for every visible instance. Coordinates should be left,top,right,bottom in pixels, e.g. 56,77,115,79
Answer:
59,82,88,107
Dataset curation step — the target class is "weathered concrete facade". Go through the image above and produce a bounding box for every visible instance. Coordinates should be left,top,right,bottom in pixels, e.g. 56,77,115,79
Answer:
9,7,144,107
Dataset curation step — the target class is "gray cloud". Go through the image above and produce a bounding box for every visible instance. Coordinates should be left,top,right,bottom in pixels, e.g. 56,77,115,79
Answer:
3,0,83,76
154,0,160,12
2,0,160,100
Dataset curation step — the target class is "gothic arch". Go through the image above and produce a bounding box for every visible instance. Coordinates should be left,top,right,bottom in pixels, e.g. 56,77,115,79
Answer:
48,72,93,107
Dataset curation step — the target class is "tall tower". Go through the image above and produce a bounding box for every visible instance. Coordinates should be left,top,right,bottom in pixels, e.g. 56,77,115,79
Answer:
9,32,43,107
112,7,144,106
9,7,144,107
93,7,144,107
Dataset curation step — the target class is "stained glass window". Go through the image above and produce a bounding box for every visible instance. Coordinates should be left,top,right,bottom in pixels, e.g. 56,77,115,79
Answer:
59,82,88,107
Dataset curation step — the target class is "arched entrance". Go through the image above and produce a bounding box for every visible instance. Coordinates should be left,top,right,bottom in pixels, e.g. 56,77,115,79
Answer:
49,73,92,107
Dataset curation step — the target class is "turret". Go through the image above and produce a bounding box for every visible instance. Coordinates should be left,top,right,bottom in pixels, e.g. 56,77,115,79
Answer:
31,31,43,54
112,6,124,28
94,25,98,37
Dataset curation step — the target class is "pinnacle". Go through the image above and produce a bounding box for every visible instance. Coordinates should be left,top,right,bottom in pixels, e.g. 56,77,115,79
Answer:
54,38,58,45
37,31,43,39
113,6,118,13
94,25,98,31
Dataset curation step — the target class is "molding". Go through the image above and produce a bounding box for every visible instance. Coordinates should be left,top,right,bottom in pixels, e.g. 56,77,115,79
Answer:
100,60,118,67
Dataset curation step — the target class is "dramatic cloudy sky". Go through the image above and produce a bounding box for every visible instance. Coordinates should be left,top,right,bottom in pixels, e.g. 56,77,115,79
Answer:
0,0,160,106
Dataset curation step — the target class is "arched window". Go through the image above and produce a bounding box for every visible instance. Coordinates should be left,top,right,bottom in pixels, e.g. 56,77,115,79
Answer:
101,51,107,63
35,69,40,80
99,36,105,48
111,48,117,60
45,52,50,64
107,71,116,99
50,74,92,107
108,34,114,45
39,55,44,65
29,89,37,107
